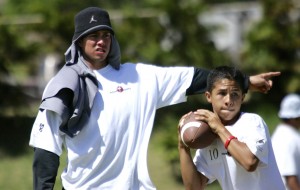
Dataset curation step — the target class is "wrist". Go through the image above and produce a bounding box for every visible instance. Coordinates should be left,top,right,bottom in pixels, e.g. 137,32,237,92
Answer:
178,144,190,151
215,126,227,136
224,136,237,149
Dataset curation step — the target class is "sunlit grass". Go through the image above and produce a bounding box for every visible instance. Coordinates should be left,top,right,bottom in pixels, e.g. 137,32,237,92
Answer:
0,149,33,190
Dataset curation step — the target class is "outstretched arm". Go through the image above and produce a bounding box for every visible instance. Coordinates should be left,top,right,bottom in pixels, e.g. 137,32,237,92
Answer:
186,68,280,95
178,113,208,190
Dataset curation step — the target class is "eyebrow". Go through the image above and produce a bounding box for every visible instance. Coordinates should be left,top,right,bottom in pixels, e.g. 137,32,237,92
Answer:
216,87,241,92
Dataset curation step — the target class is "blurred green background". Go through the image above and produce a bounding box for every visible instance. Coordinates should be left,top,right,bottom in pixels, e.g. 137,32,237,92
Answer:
0,0,299,189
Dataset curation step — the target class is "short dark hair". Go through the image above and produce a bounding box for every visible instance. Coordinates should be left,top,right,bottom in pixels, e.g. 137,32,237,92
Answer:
206,66,246,93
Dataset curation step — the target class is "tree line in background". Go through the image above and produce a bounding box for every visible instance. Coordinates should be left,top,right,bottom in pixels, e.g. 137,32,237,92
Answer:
0,0,299,183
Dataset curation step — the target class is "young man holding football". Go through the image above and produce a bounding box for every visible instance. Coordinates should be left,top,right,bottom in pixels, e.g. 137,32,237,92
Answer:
178,66,285,190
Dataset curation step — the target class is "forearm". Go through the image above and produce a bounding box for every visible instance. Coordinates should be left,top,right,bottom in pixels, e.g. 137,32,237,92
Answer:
178,146,206,190
215,127,259,172
285,176,300,190
33,148,59,190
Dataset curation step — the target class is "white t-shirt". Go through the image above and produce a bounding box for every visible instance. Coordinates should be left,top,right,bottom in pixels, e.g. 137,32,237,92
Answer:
193,113,285,190
272,123,300,190
30,63,194,190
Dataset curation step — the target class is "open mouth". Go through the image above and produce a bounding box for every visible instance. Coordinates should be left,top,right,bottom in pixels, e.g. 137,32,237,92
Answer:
221,108,234,113
96,48,105,52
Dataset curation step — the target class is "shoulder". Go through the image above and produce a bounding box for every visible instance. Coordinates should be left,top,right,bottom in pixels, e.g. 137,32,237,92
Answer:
57,64,79,77
120,62,162,74
273,123,300,140
50,65,79,85
237,112,267,129
42,65,79,100
240,112,264,122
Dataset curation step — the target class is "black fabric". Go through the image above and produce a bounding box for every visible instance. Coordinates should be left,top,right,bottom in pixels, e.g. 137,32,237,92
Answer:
243,74,249,94
73,7,114,41
186,68,210,95
33,148,59,190
186,67,249,96
55,88,74,110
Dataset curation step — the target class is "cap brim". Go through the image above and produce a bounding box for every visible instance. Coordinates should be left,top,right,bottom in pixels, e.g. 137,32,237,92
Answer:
72,25,114,42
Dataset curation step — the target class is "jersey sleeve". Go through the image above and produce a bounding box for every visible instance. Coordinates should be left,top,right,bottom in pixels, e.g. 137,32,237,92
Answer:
140,64,194,108
238,114,269,165
29,109,64,156
193,150,217,184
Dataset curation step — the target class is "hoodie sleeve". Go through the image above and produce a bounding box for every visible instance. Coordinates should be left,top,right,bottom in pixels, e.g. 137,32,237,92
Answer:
33,148,59,190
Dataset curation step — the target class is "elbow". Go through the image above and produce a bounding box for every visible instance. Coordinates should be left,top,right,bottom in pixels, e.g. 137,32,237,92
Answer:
183,181,196,190
184,185,194,190
242,157,259,172
244,164,257,172
184,184,202,190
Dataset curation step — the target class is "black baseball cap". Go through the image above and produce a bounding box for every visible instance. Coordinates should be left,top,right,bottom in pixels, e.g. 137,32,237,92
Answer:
72,7,114,42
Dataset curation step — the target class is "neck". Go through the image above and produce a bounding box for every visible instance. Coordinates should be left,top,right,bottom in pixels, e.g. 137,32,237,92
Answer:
85,61,108,70
82,56,108,70
284,119,300,129
221,112,241,126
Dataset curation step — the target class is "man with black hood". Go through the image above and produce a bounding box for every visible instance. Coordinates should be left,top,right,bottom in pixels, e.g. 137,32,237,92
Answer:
29,7,280,190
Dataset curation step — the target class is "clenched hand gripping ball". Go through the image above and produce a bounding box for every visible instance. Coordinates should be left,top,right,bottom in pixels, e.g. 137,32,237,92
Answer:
180,112,217,149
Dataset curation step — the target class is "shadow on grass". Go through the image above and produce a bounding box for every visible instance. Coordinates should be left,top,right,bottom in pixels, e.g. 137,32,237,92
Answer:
0,116,34,157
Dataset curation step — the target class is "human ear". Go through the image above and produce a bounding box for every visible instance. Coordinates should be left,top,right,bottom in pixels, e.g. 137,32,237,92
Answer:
205,91,212,103
77,39,83,47
242,94,246,102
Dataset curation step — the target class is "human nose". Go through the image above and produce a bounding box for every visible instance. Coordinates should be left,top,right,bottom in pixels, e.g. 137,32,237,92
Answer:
96,37,106,44
97,37,111,47
225,94,233,107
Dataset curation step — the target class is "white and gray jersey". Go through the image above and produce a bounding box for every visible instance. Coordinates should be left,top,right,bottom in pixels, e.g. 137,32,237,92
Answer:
30,63,194,190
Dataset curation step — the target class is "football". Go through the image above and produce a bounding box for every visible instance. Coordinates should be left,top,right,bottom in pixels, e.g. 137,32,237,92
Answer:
180,112,217,149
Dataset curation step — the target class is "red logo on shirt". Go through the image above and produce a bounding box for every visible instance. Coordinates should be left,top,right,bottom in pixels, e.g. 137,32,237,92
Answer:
110,86,130,93
117,86,123,92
